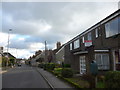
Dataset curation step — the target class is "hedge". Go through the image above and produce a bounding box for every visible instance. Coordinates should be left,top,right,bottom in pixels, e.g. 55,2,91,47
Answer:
43,63,55,70
105,71,120,88
54,68,62,75
61,68,73,78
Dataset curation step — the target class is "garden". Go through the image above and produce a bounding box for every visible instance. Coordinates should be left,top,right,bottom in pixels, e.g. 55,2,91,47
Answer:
38,63,120,88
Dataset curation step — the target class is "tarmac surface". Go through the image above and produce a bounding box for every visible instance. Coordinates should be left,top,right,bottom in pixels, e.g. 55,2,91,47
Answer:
2,64,76,89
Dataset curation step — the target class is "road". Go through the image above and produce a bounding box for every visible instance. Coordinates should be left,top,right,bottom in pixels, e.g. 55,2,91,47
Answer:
2,64,51,88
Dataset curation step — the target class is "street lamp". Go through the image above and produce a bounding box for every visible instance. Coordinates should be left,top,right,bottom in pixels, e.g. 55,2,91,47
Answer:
6,29,12,66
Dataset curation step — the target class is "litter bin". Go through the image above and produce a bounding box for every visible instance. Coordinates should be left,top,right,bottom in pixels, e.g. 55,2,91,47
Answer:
90,60,98,88
90,60,98,76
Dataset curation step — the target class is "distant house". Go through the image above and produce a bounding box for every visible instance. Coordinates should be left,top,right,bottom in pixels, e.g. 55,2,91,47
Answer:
64,9,120,75
3,52,16,59
0,47,3,67
3,52,16,66
30,42,65,65
55,45,65,64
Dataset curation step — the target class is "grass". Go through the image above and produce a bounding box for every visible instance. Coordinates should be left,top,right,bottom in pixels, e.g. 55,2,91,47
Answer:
45,67,105,88
65,77,90,88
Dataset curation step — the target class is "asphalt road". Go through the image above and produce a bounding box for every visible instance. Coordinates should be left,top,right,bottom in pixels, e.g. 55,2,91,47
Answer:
2,64,51,88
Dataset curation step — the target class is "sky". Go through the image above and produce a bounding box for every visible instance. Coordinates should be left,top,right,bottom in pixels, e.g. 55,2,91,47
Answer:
0,0,119,59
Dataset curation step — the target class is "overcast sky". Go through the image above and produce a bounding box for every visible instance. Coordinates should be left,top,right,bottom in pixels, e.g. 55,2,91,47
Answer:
0,0,119,59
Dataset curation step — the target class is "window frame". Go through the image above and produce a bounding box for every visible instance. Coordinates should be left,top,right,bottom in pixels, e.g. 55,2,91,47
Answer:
74,39,80,49
95,28,98,38
87,32,92,40
105,17,119,38
82,36,84,43
95,53,110,70
70,43,72,50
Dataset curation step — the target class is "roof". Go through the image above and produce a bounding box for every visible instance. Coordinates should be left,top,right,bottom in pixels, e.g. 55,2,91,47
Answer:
66,9,120,45
3,52,16,58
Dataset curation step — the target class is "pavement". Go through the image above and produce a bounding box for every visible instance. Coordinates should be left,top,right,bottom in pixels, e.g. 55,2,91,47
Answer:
0,67,9,74
36,67,75,88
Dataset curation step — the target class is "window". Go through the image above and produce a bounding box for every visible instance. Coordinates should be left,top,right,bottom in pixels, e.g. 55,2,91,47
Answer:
118,17,120,33
85,32,92,47
70,43,72,50
95,54,110,70
105,17,119,37
74,39,80,49
82,36,84,43
88,32,92,40
95,28,98,38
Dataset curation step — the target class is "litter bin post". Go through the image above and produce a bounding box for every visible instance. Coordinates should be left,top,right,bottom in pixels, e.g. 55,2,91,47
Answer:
90,60,98,88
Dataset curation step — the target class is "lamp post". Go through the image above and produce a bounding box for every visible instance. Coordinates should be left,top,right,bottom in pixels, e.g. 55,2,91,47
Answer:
6,29,12,66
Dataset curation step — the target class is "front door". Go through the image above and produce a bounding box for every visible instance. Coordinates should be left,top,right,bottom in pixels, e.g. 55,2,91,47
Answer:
115,50,120,71
79,56,86,74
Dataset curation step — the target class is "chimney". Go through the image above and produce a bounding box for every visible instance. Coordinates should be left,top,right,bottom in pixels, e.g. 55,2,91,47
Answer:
56,42,61,49
0,47,3,54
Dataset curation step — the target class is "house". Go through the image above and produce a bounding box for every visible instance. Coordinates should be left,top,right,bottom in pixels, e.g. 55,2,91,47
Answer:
55,45,65,64
30,42,65,66
64,9,120,75
0,47,3,67
3,52,16,66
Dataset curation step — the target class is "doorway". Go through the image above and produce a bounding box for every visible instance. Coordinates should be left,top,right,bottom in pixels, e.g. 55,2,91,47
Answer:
79,56,86,74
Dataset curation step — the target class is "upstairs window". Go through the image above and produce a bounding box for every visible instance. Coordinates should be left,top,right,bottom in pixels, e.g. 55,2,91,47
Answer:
82,36,84,43
105,17,119,38
74,39,80,49
85,32,92,47
95,28,98,38
88,32,92,40
70,43,72,50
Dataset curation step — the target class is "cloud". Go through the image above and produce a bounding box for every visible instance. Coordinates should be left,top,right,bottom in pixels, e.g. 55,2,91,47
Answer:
9,48,34,59
1,2,119,58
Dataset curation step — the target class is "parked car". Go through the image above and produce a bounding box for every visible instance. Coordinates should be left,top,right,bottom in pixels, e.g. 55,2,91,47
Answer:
17,63,22,66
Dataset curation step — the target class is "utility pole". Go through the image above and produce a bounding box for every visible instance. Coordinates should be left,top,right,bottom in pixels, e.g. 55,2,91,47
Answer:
45,41,47,62
7,29,12,66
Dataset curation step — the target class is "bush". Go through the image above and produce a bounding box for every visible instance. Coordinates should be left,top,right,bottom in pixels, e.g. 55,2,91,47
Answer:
105,71,120,88
38,63,44,68
82,74,95,88
2,57,7,67
55,64,62,68
97,75,105,82
43,63,47,70
61,68,73,78
54,68,62,75
63,64,71,68
43,63,55,70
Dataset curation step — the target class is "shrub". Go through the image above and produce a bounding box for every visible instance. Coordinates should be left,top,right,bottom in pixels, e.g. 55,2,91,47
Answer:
61,68,73,78
105,71,120,88
82,74,95,88
97,75,105,82
55,64,62,68
54,68,62,75
43,63,55,70
2,57,7,67
63,64,71,68
43,63,47,70
38,63,44,68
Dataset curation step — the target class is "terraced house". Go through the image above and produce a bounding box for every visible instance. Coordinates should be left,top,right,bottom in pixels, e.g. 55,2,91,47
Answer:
64,9,120,75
